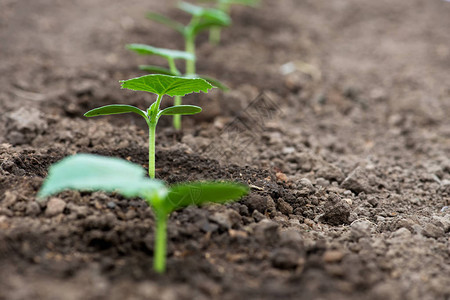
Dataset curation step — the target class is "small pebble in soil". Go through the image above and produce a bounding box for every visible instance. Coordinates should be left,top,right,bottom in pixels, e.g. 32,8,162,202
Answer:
45,198,66,217
320,195,351,225
341,167,375,194
422,223,445,238
296,178,315,196
106,201,116,209
253,219,279,245
244,194,276,214
271,247,302,270
323,250,345,263
25,201,41,216
350,219,376,239
277,198,293,215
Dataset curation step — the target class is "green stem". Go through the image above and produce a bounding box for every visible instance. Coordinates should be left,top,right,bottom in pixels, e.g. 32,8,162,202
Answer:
148,122,156,178
148,94,163,178
168,58,179,76
153,212,168,273
185,35,196,75
173,96,182,130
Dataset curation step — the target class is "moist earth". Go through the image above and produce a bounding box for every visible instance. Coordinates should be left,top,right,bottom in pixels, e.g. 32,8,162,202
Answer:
1,0,450,299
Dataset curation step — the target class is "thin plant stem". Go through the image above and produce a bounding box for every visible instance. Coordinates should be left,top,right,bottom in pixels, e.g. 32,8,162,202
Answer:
173,96,182,130
167,58,179,75
185,35,196,75
148,94,163,178
153,212,168,273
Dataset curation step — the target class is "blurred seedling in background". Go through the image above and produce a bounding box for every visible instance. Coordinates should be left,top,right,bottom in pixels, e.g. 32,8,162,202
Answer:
126,44,228,130
147,1,230,76
204,0,260,44
38,154,249,273
84,74,213,178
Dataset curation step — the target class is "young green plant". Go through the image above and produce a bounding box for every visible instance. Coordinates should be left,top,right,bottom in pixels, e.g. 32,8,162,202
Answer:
147,1,231,75
38,154,249,273
126,44,228,130
206,0,260,44
84,74,213,178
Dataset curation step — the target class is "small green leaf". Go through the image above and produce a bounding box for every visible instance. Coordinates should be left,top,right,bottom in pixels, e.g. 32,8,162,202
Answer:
159,105,202,116
178,2,230,25
192,19,230,36
84,105,148,120
221,0,260,7
127,44,195,61
120,74,213,97
197,75,229,91
139,65,178,76
38,154,167,200
164,182,249,213
146,12,185,34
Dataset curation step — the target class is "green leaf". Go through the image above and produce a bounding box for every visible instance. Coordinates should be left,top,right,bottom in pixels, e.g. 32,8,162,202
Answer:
38,154,167,200
159,105,202,116
146,12,185,34
139,65,178,76
220,0,260,7
127,44,195,61
192,19,230,36
197,74,229,91
178,2,231,35
120,74,213,97
164,182,249,213
84,105,148,120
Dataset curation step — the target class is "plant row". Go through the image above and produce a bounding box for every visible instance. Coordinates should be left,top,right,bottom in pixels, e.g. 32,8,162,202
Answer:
38,0,260,273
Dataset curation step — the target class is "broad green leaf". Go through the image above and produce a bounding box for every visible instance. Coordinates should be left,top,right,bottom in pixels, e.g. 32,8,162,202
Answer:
159,105,202,116
139,65,178,76
146,13,185,34
120,74,213,97
84,105,147,120
197,75,229,91
164,182,248,213
127,44,195,61
38,154,167,200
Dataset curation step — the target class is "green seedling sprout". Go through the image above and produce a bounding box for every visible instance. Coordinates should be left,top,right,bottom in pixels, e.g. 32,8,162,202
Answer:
203,0,260,44
126,44,228,130
147,1,231,75
84,74,213,178
38,154,249,273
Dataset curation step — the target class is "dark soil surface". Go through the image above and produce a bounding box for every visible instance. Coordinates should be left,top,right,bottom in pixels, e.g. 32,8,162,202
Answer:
1,0,450,299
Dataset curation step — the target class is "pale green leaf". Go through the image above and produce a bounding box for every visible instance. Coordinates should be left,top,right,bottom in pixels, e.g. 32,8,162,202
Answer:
120,74,213,97
178,2,231,26
146,12,185,34
197,74,229,91
164,182,248,213
159,105,202,116
127,44,195,61
220,0,260,7
84,105,147,120
38,154,167,200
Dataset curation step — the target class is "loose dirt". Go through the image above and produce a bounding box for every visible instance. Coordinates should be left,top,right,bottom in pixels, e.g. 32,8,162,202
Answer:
1,0,449,299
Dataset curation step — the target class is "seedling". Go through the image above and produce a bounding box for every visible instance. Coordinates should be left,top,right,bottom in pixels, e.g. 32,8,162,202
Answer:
38,154,249,273
206,0,260,44
147,1,231,75
84,74,213,178
126,43,228,130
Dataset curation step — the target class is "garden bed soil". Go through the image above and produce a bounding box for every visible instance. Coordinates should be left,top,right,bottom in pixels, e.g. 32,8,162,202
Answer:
1,0,450,299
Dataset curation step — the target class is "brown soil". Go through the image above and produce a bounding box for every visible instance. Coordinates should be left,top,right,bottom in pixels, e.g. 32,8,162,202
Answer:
1,0,450,299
